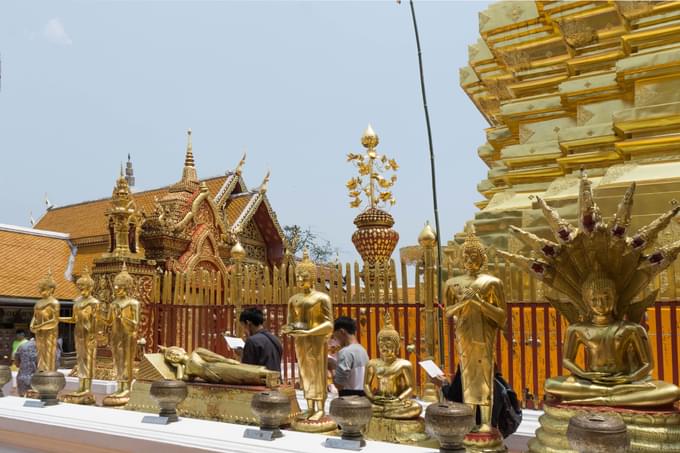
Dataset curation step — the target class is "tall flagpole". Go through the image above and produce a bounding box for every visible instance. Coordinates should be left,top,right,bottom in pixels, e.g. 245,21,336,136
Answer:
405,0,445,366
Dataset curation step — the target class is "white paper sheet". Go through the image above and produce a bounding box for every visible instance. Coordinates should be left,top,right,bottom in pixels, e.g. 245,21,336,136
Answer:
418,359,444,378
223,336,245,349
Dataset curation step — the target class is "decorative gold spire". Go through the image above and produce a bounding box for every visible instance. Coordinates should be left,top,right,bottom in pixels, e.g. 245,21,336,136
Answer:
230,241,246,262
181,129,198,183
418,221,436,248
258,171,270,194
347,124,398,210
234,151,246,176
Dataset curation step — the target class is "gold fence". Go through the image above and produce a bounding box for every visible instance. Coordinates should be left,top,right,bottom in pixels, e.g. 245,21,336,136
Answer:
147,253,680,406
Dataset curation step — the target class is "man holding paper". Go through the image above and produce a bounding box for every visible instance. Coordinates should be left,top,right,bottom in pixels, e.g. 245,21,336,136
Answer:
238,307,283,372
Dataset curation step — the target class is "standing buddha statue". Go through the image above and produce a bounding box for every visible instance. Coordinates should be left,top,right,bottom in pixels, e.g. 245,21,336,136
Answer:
60,267,100,404
444,227,507,451
31,270,61,372
282,249,335,432
103,263,140,406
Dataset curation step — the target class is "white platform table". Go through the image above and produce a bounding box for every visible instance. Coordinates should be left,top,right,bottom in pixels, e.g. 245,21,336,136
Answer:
0,396,433,453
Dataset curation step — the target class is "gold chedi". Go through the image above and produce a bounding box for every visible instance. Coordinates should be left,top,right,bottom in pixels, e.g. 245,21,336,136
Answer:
283,248,335,432
60,267,100,404
31,270,60,372
103,263,140,406
499,173,680,452
444,226,507,452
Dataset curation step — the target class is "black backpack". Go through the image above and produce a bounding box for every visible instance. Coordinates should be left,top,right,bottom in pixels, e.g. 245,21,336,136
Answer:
492,373,522,438
442,366,522,438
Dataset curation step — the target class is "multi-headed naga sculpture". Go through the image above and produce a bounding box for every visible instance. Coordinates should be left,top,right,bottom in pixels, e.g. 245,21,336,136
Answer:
499,173,680,407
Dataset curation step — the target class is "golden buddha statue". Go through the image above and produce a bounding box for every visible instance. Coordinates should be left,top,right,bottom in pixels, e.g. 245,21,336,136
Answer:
282,248,335,432
31,270,60,372
500,174,680,409
364,311,422,420
544,271,680,406
60,267,100,404
444,228,506,436
160,346,279,386
103,263,140,406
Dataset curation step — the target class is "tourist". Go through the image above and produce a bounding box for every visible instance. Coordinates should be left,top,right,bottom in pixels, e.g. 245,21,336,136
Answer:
14,337,37,397
332,316,369,397
238,307,283,372
11,329,27,360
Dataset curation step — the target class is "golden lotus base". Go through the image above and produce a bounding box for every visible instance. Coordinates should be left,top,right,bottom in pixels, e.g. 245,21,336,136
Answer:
125,380,301,425
463,428,507,453
365,416,435,446
291,414,336,433
528,400,680,453
61,392,96,405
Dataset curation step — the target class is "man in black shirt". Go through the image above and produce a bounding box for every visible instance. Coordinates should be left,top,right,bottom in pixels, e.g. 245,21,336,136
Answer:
238,307,283,372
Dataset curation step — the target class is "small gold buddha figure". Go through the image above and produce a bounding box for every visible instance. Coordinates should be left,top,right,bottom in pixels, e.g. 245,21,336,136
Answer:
160,346,279,386
60,267,100,404
545,272,680,407
364,311,422,420
282,248,335,432
103,263,140,406
444,229,506,434
31,270,61,372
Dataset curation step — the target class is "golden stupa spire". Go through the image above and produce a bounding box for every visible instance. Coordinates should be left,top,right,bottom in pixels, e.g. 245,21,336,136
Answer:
181,129,198,183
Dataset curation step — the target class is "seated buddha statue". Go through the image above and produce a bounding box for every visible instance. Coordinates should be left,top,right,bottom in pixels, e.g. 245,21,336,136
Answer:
160,346,280,387
545,272,680,407
364,312,422,419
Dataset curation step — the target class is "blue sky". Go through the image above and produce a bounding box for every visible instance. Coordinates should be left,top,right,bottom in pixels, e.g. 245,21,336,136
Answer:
0,0,491,262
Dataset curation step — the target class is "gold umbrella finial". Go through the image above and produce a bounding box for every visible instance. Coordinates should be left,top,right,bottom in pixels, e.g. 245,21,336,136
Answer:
362,124,379,150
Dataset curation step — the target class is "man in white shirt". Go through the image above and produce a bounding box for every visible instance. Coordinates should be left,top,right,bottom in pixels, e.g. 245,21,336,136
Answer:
332,316,369,397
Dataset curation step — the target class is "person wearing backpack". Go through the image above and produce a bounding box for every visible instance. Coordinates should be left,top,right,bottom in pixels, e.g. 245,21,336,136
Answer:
429,366,523,438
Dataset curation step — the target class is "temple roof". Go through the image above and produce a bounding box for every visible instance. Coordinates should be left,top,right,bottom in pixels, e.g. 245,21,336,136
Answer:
35,176,227,241
0,224,78,300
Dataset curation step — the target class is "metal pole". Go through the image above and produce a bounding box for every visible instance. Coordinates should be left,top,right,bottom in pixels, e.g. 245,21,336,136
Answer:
407,0,445,365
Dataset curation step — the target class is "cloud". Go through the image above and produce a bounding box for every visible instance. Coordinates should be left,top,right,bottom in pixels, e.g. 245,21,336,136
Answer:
43,18,72,46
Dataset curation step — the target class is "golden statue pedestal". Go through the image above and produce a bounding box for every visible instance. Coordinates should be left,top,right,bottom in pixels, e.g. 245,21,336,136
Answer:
126,380,300,425
364,416,434,446
528,400,680,453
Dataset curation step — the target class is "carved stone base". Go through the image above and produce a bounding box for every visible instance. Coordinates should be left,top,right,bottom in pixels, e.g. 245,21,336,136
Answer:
528,400,680,453
126,380,301,425
61,392,96,405
290,414,336,433
365,416,435,446
463,427,507,453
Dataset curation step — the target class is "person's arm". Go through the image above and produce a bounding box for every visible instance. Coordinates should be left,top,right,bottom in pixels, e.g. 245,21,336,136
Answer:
240,338,258,365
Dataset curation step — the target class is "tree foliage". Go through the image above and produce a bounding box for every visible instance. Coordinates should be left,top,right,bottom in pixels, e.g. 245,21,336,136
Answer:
283,225,337,263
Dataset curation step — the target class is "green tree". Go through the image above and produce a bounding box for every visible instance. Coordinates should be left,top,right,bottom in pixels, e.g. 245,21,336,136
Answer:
283,225,337,263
